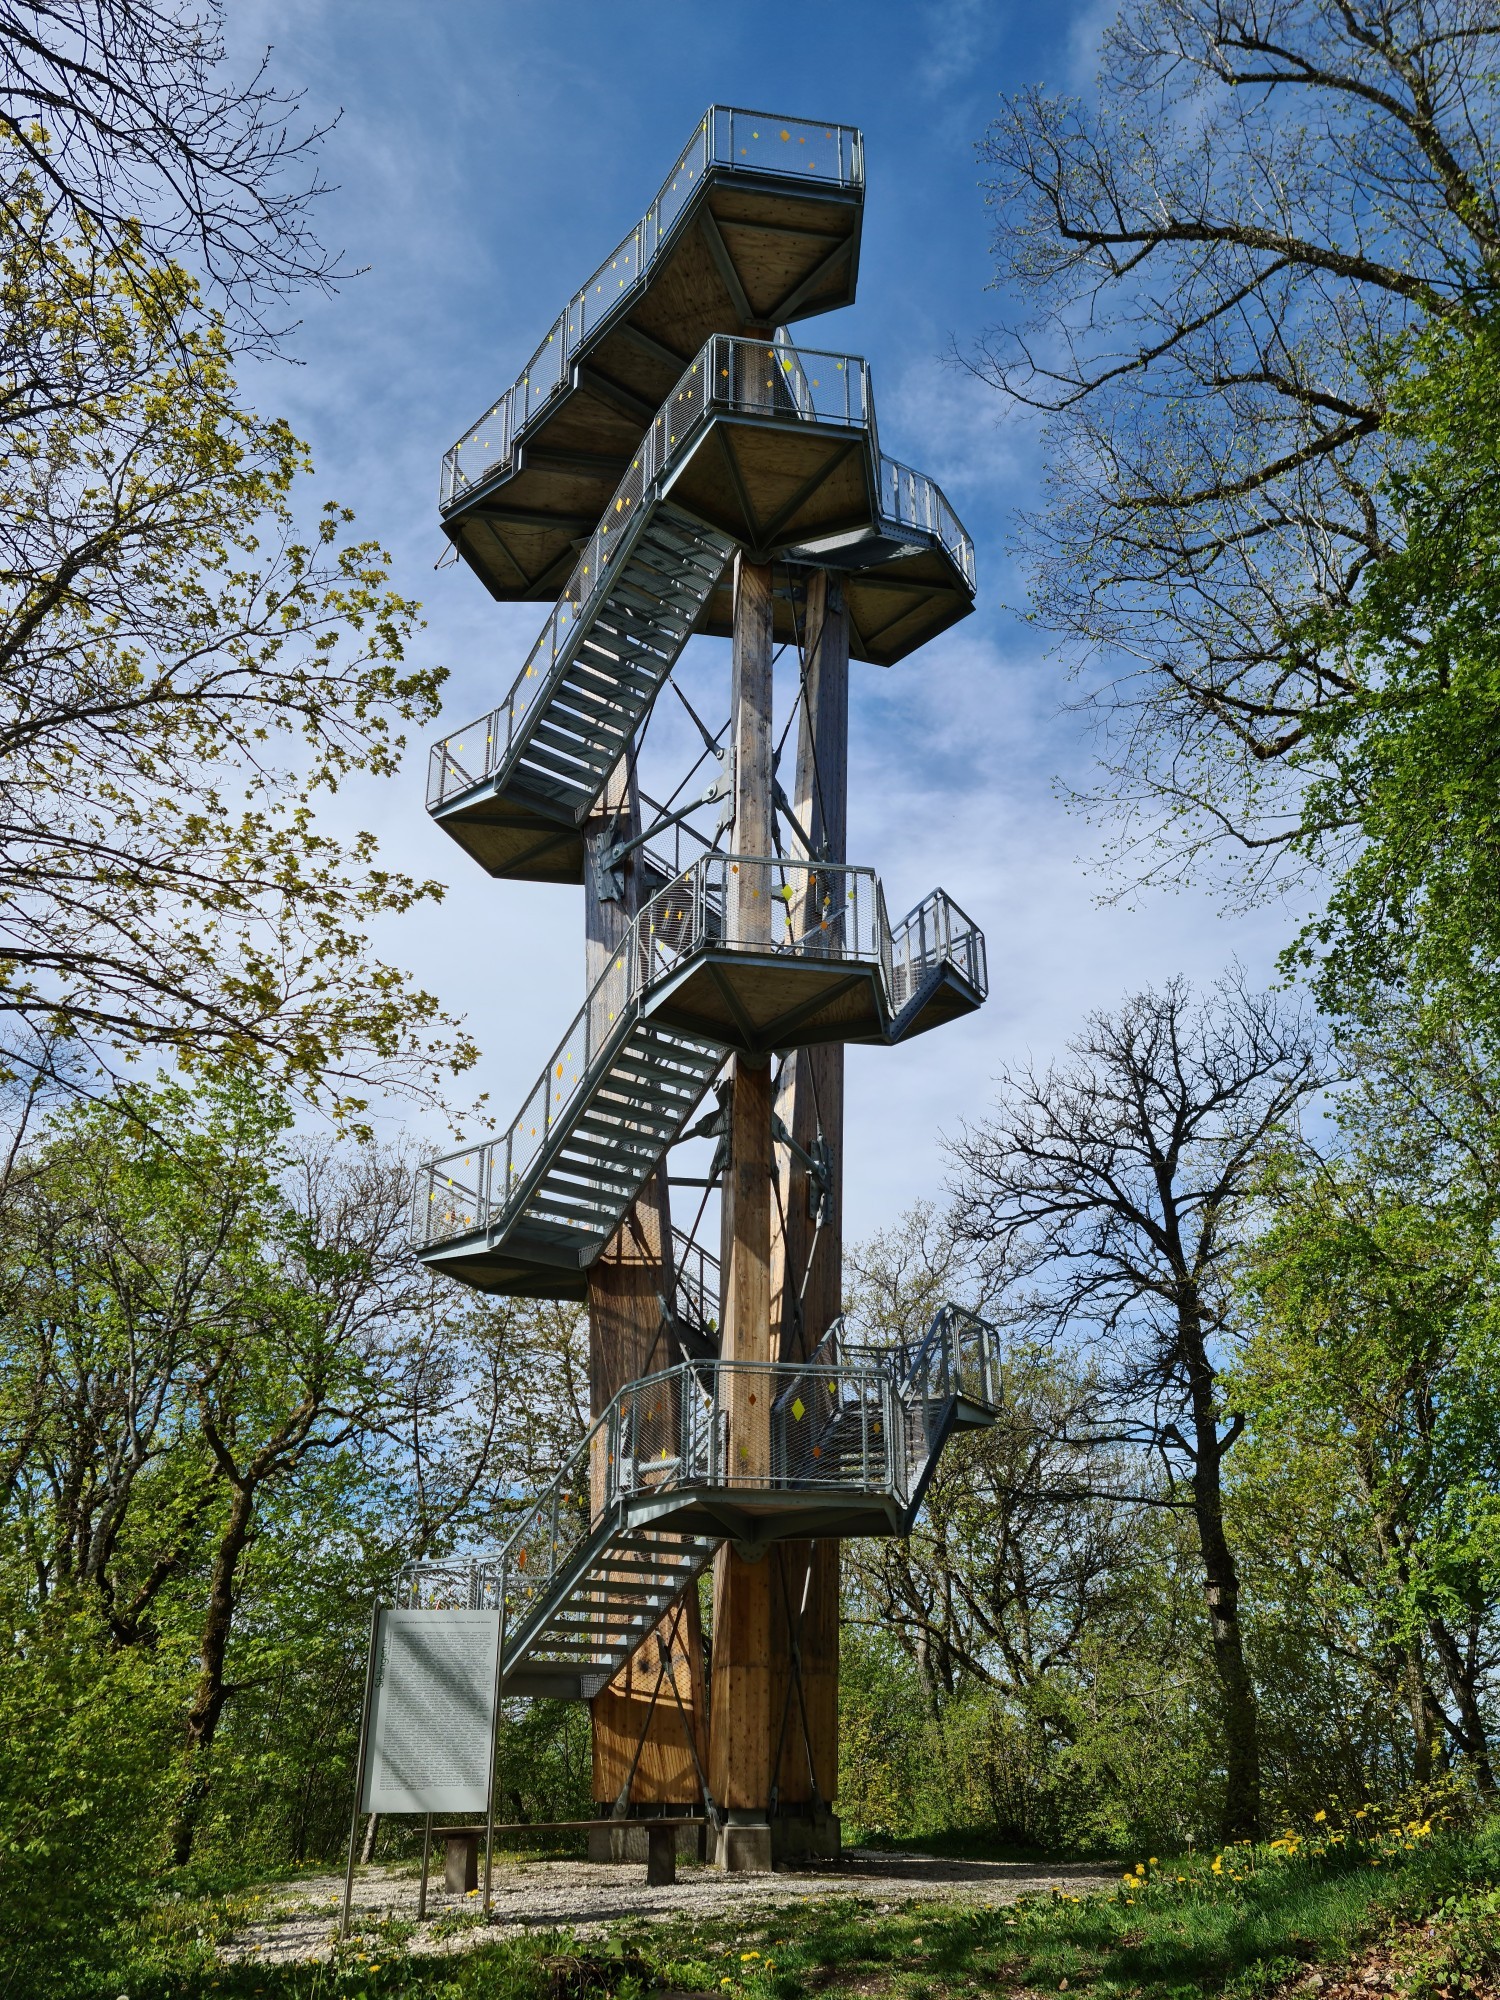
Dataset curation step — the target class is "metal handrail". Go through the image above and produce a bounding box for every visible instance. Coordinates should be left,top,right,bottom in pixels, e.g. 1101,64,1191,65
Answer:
412,853,980,1253
888,888,988,1022
877,455,976,590
441,107,864,510
396,1303,1001,1618
428,334,871,815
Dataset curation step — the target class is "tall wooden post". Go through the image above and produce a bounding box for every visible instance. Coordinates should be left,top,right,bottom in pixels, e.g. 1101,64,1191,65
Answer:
584,762,709,1829
708,550,777,1872
768,570,847,1858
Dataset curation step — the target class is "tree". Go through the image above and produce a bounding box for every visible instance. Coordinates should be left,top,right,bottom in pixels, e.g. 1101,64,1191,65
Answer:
1279,313,1500,1021
0,162,469,1117
947,975,1320,1840
0,1076,537,1869
975,2,1500,902
1234,1017,1500,1792
0,0,342,349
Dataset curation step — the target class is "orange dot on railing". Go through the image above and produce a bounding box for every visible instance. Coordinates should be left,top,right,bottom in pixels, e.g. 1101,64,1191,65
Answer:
781,130,789,140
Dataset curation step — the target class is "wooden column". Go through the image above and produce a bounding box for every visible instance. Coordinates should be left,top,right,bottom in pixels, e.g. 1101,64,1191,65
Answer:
584,762,709,1818
768,570,847,1857
708,550,777,1872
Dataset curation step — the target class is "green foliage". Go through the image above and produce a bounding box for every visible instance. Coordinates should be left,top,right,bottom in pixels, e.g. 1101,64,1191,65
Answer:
0,1585,180,1994
0,150,471,1116
1287,315,1500,1027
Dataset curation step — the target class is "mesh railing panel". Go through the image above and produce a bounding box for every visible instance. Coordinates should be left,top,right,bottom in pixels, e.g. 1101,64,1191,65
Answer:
395,1303,999,1630
877,454,976,587
441,109,863,509
413,855,984,1254
888,889,988,1018
429,336,871,814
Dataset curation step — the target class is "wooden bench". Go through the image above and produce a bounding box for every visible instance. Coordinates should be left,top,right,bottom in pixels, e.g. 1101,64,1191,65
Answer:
423,1816,706,1903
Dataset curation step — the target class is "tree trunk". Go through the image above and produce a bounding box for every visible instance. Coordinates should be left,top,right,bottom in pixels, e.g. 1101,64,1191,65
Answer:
1427,1614,1497,1792
170,1476,257,1865
1183,1307,1261,1842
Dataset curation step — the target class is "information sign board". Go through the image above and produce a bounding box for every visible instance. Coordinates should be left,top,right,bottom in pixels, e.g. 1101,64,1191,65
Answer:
359,1608,500,1815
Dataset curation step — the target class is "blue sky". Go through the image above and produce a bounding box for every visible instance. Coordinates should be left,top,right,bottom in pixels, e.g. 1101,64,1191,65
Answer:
227,0,1296,1238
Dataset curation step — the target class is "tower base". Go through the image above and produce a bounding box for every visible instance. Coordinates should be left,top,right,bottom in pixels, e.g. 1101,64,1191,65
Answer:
705,1805,842,1870
770,1803,842,1864
714,1809,774,1873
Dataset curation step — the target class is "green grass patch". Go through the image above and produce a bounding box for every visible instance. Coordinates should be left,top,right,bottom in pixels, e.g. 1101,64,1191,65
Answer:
76,1809,1500,2000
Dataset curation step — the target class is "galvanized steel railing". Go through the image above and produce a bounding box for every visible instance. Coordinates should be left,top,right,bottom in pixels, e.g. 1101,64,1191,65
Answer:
441,108,864,509
396,1304,1001,1619
428,335,871,816
804,1303,1003,1419
412,852,891,1249
878,455,975,590
889,889,987,1024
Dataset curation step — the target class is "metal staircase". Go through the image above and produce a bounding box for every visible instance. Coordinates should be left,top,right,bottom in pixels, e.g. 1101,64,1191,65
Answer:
414,852,986,1294
399,1302,1002,1700
409,106,995,1738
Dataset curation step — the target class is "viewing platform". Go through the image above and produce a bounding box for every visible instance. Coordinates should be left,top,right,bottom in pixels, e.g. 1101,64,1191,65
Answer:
427,335,975,885
440,108,865,601
411,852,986,1296
395,1303,1001,1699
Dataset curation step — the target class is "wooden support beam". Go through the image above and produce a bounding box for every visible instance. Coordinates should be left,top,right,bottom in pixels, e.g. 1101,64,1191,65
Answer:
765,237,855,326
767,570,849,1857
612,321,693,372
577,365,659,427
697,208,756,328
709,549,777,1872
584,761,709,1815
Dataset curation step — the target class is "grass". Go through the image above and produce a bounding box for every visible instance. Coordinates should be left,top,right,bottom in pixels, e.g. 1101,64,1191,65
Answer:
56,1809,1500,2000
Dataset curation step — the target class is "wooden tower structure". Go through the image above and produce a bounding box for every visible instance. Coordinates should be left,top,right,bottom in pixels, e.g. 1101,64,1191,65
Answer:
413,107,992,1869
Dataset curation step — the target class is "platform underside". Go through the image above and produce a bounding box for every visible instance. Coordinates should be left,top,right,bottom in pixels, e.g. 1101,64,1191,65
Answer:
416,1225,591,1299
644,950,890,1053
618,1484,907,1548
430,791,584,883
868,966,988,1046
444,171,863,599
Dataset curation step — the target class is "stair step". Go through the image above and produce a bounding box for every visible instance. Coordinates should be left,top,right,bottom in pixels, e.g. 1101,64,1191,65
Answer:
561,1132,667,1170
517,739,606,789
530,716,628,764
575,631,663,679
627,552,719,601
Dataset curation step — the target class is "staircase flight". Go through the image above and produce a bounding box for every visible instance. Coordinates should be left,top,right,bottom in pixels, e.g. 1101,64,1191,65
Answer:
400,1303,1003,1699
410,107,996,1735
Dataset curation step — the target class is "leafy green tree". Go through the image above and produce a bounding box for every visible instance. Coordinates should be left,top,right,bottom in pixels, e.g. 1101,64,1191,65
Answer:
1281,316,1500,1023
974,2,1500,940
0,154,468,1117
1234,1039,1500,1792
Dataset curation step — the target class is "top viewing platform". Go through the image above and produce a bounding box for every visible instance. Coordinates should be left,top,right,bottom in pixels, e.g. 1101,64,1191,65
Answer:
440,106,866,601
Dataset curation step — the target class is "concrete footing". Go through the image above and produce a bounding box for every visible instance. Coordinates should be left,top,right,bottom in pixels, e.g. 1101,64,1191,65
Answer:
587,1819,705,1863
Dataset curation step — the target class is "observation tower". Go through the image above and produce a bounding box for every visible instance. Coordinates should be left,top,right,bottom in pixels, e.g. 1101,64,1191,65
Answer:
409,107,995,1874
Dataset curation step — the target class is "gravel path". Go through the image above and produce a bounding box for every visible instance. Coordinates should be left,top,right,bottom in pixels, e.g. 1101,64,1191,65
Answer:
228,1851,1120,1966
